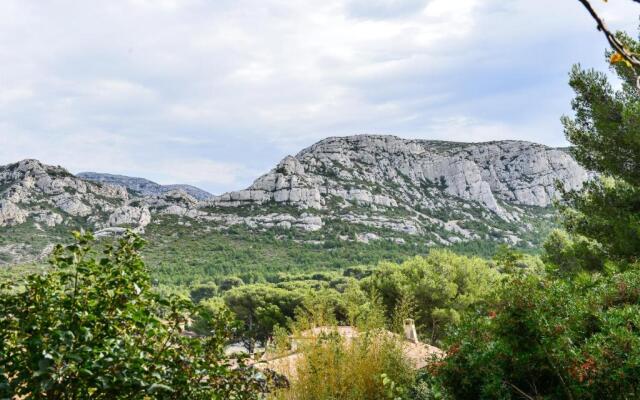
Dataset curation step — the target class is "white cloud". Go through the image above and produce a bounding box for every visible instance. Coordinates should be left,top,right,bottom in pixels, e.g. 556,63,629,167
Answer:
151,159,253,187
82,79,157,103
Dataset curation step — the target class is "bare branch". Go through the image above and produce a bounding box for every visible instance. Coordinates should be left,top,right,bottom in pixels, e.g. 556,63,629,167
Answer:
506,381,535,400
577,0,640,68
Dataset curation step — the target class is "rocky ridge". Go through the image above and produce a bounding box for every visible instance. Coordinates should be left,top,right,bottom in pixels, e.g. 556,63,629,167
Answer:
0,135,590,265
77,172,213,200
210,136,586,215
206,135,589,242
0,160,203,263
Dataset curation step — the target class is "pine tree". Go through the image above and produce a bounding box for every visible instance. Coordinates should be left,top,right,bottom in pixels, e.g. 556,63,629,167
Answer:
561,31,640,264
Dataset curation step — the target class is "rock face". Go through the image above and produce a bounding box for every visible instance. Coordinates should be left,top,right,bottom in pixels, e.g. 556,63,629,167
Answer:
0,135,590,265
202,135,589,249
0,200,28,226
211,156,322,209
77,172,213,200
108,206,152,228
0,160,206,264
210,135,588,218
0,160,211,231
0,159,130,228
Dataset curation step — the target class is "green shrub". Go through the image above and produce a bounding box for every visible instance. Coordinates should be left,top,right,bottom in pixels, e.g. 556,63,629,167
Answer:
436,270,640,399
271,328,416,400
0,231,261,399
219,276,245,292
190,282,218,303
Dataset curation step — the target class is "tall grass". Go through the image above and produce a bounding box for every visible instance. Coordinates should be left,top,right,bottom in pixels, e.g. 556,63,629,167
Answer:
270,329,415,400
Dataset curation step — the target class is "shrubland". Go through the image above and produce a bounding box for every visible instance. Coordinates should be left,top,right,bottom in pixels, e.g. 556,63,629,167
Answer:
271,330,416,400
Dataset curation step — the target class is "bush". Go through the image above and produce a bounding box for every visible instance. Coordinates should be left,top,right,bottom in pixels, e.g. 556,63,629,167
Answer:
190,282,218,303
272,328,416,400
0,231,261,399
219,276,245,292
436,270,640,399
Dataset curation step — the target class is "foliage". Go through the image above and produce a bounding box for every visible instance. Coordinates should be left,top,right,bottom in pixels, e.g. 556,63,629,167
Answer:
219,276,245,292
362,250,503,343
191,297,229,336
562,177,640,264
0,231,261,399
408,371,450,400
271,329,416,400
437,270,640,399
221,269,392,348
129,210,549,288
560,36,640,264
543,229,606,276
3,202,555,289
433,29,640,399
224,284,305,350
190,282,218,303
218,249,529,350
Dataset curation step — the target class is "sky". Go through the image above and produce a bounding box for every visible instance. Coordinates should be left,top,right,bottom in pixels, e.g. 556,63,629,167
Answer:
0,0,638,194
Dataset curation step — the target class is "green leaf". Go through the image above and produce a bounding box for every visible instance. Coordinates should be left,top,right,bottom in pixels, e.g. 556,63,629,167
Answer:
147,383,175,393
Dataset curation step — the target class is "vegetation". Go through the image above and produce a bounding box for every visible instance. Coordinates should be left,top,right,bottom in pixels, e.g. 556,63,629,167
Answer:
142,217,434,286
272,330,416,400
224,284,305,350
437,269,640,399
362,251,505,343
0,231,263,399
267,296,433,400
0,198,553,283
432,25,640,399
187,250,515,351
4,3,640,399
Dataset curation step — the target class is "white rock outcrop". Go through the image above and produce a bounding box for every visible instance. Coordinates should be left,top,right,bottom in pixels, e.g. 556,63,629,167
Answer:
108,206,152,228
0,159,140,229
0,200,28,226
208,135,589,226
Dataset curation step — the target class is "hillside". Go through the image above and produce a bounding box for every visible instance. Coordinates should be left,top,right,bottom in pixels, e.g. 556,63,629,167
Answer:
206,135,587,246
0,160,196,264
0,135,588,273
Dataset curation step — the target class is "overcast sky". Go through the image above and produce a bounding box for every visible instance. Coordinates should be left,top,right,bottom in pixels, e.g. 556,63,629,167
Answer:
0,0,638,194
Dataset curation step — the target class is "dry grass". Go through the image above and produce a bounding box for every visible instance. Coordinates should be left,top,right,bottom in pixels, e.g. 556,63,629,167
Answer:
270,328,415,400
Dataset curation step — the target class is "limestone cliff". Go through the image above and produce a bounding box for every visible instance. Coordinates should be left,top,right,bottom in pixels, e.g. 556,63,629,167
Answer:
0,135,590,265
211,136,587,214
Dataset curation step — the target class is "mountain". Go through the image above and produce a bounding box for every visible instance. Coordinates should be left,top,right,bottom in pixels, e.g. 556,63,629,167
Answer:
207,135,588,241
77,172,213,200
0,159,199,264
212,136,585,212
0,135,589,267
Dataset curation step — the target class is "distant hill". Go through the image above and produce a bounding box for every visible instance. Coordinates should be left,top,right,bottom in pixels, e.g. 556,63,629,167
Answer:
0,135,589,270
76,172,213,200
